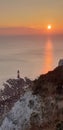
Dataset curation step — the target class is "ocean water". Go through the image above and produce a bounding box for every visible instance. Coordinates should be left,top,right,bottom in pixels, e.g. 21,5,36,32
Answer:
0,35,63,88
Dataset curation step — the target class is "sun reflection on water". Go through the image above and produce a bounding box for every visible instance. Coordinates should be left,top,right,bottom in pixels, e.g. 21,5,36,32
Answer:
43,39,53,73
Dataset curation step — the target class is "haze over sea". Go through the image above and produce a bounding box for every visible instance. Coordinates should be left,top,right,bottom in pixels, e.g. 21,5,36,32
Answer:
0,35,63,88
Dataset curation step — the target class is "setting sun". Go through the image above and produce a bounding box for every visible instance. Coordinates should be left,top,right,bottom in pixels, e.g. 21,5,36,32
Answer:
48,25,52,30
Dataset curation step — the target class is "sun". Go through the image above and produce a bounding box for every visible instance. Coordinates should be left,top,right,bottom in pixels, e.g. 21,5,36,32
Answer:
47,25,52,30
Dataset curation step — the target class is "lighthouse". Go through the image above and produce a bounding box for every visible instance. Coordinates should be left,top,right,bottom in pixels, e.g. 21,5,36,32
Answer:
17,70,20,79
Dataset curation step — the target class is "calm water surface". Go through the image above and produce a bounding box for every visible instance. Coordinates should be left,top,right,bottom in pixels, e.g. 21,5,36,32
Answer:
0,35,63,87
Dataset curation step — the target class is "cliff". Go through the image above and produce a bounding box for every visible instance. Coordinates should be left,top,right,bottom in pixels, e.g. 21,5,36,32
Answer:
33,66,63,95
0,66,63,130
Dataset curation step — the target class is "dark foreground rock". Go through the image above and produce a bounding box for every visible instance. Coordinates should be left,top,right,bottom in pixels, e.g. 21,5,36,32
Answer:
33,66,63,95
0,66,63,130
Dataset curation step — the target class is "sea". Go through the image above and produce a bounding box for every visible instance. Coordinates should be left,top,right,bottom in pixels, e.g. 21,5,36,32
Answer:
0,35,63,88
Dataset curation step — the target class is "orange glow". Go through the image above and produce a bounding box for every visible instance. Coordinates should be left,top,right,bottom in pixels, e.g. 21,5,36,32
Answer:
0,25,63,36
0,27,44,35
42,39,53,73
47,25,52,30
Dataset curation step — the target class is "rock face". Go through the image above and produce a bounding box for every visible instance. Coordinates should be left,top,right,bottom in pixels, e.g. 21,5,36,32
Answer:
0,66,63,130
0,90,42,130
0,77,32,125
0,89,62,130
0,89,59,130
33,66,63,95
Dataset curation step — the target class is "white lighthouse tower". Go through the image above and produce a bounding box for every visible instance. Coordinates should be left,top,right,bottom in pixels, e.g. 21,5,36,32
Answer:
17,70,20,79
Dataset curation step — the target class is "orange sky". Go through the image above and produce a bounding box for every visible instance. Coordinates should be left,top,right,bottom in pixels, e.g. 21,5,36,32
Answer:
0,0,63,35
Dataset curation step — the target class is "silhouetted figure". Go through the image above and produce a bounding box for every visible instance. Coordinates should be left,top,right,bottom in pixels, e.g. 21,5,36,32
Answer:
17,70,20,79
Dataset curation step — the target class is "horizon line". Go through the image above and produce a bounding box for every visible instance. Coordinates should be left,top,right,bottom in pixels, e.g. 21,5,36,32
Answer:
0,26,63,36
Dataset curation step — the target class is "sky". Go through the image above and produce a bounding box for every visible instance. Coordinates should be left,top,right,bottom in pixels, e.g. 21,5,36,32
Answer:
0,0,63,35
